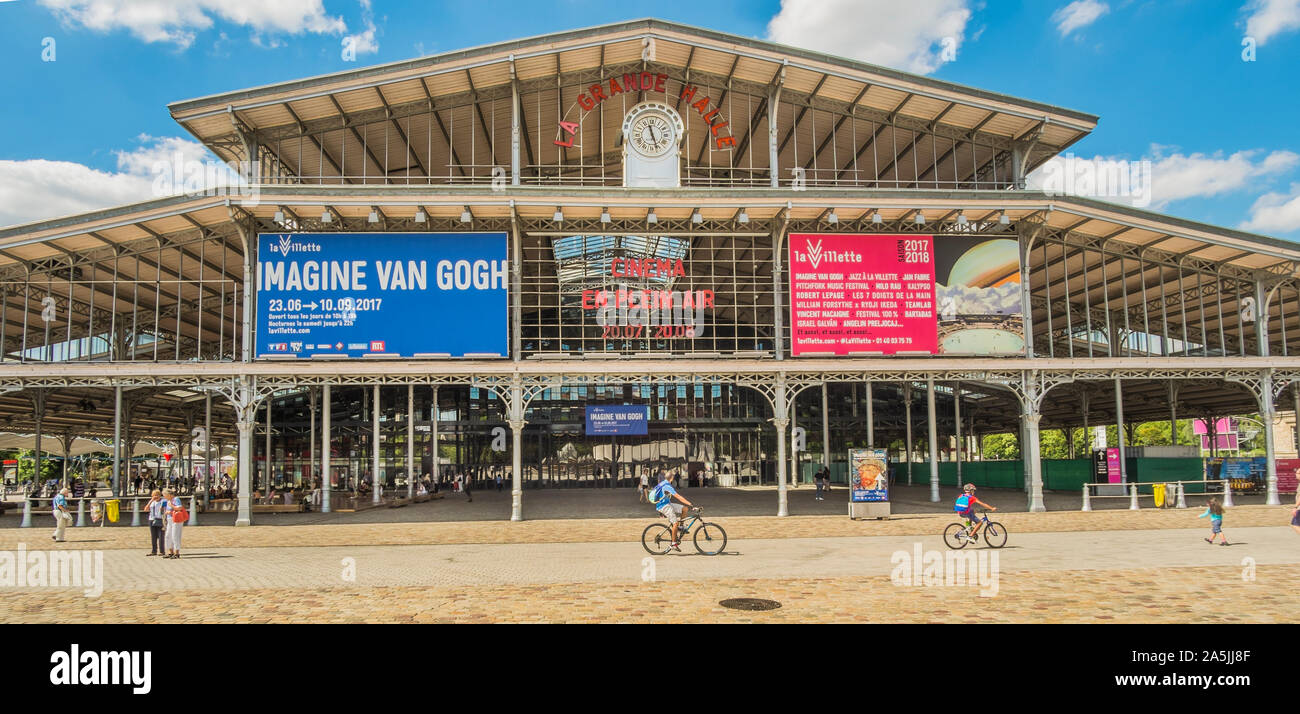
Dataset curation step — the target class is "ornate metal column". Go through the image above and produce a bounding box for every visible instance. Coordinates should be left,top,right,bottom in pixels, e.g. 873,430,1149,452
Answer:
372,384,381,504
773,373,789,517
228,377,262,527
507,376,525,521
407,384,415,499
903,383,913,485
1021,373,1047,512
926,377,940,502
321,384,331,513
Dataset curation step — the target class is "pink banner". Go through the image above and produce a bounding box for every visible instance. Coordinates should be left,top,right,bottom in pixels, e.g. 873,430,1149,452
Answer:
1276,458,1300,493
1193,418,1235,435
788,234,936,355
1106,447,1122,483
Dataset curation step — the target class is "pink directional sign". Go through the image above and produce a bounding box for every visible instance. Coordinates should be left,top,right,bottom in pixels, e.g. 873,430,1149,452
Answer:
788,234,937,355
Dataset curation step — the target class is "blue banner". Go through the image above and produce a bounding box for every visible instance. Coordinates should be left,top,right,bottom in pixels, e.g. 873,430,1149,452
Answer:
585,405,650,436
255,232,508,358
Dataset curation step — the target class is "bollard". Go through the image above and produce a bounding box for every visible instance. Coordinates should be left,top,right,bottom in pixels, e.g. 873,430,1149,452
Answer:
75,498,86,527
189,494,198,526
20,498,31,528
1129,483,1139,510
1222,479,1234,508
1176,482,1187,509
131,497,141,527
1081,484,1092,512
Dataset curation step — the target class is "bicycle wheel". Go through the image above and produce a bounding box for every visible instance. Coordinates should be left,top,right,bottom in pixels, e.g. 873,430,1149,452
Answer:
982,521,1008,548
692,521,728,555
641,523,672,555
943,523,969,549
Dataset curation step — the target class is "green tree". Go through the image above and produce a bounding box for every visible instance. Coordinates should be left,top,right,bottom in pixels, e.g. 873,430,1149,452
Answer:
14,449,61,483
982,433,1019,460
1039,429,1069,459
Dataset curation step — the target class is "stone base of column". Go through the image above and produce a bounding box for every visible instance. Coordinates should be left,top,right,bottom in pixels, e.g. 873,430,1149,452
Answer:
511,489,522,521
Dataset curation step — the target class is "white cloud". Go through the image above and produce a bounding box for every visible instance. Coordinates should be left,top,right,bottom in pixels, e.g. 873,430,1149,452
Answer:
38,0,347,49
1027,146,1299,210
1244,0,1300,45
1242,183,1300,233
1052,1,1109,37
766,0,972,74
1148,148,1298,206
343,0,379,56
0,135,239,228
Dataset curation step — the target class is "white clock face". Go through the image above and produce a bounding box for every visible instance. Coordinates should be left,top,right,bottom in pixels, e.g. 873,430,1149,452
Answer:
629,113,675,157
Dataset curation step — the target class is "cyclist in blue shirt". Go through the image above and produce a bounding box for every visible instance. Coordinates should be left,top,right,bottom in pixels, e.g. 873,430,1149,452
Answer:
650,473,693,551
955,483,995,542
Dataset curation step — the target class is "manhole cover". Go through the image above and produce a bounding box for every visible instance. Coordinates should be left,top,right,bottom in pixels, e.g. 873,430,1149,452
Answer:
719,598,782,611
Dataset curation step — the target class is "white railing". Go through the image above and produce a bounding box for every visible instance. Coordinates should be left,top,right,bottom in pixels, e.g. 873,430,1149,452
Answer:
1081,479,1233,512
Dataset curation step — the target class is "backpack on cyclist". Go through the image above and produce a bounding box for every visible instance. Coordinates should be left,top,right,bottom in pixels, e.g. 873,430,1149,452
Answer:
954,494,972,512
649,482,667,506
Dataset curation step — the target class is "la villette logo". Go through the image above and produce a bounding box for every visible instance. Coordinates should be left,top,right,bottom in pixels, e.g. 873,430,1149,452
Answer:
804,239,824,269
795,239,861,269
269,235,323,255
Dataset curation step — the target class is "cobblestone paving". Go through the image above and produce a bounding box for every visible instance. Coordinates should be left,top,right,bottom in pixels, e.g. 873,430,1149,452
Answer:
0,503,1290,551
3,564,1293,623
1,522,1296,623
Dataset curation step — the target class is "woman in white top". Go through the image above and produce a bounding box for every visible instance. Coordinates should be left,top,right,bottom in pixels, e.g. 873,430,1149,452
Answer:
162,488,184,559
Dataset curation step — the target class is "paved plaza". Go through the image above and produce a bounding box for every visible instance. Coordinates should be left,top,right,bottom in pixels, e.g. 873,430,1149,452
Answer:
0,499,1296,623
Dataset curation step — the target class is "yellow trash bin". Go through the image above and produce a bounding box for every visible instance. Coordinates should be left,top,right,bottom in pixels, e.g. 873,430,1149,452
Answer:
105,499,120,523
1151,483,1166,508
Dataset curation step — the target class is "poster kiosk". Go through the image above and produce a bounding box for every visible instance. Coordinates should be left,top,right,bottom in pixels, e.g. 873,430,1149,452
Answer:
848,448,890,520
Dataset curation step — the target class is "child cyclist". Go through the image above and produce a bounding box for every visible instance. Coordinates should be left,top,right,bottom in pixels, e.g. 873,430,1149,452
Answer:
955,483,996,542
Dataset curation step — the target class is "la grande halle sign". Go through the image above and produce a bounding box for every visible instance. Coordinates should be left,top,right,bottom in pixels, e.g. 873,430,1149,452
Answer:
555,72,736,151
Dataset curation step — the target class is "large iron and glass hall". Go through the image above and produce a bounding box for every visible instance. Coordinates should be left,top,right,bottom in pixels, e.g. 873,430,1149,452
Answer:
2,19,1297,524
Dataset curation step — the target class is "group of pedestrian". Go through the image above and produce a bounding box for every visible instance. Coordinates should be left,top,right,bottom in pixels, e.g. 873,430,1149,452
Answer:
813,466,832,500
144,489,188,559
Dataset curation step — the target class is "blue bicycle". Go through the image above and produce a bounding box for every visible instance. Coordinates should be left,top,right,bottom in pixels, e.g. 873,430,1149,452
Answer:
943,510,1007,549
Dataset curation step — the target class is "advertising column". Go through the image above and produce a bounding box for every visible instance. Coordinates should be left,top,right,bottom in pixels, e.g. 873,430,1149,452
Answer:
848,447,890,520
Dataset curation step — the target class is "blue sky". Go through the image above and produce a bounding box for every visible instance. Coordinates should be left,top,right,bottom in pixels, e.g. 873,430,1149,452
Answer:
1,0,1299,238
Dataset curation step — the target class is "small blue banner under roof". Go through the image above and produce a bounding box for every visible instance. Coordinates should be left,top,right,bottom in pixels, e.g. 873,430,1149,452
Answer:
585,405,650,436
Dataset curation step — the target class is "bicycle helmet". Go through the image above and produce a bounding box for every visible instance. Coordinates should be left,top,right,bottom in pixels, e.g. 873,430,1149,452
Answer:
962,483,976,492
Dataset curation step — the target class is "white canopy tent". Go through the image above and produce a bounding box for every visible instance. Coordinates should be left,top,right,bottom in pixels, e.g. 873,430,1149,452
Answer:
0,433,169,457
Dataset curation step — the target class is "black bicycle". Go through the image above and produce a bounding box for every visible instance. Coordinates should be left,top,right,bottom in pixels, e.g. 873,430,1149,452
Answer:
641,507,727,555
943,509,1007,549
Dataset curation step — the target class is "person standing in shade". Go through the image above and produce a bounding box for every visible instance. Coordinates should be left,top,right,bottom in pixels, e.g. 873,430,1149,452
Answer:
463,472,473,503
814,467,825,501
51,487,71,543
638,469,649,503
496,470,503,492
145,489,166,556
